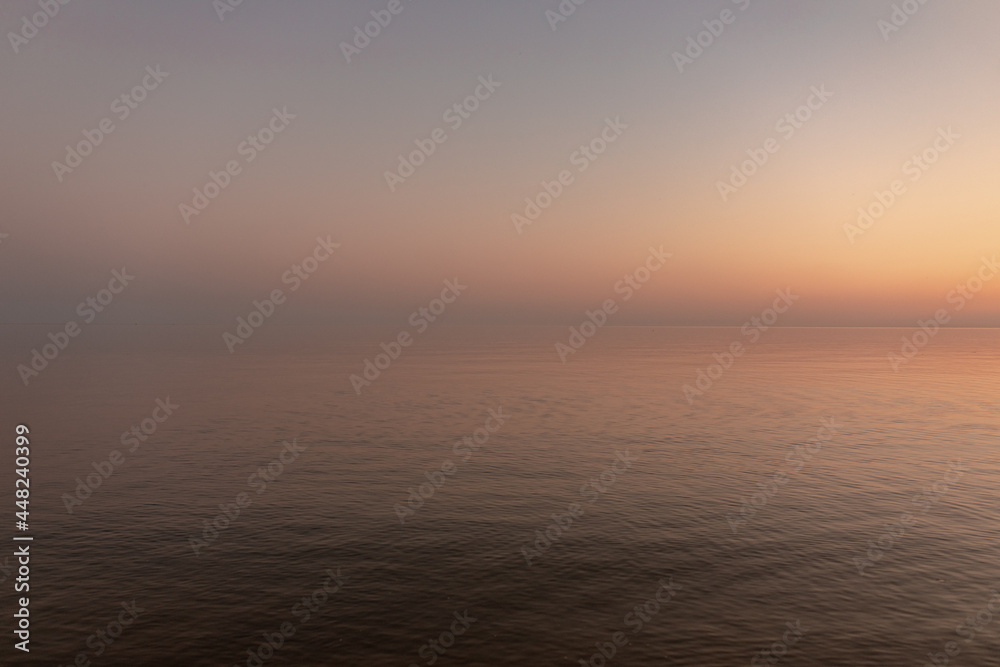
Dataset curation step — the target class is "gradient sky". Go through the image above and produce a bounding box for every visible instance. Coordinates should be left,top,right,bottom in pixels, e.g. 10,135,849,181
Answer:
2,0,998,326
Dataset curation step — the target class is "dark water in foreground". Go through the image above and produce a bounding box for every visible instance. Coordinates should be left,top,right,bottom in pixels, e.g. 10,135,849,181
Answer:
1,326,998,666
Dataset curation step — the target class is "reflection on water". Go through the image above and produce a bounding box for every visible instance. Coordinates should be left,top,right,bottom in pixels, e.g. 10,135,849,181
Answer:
2,325,998,665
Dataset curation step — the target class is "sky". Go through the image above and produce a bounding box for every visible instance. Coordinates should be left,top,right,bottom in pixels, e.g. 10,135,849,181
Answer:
1,0,998,326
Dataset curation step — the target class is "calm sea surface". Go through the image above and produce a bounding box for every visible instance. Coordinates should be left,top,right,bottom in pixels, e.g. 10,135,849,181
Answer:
1,325,998,666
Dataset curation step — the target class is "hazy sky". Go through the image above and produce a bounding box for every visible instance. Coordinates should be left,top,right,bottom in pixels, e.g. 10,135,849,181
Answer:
2,0,998,326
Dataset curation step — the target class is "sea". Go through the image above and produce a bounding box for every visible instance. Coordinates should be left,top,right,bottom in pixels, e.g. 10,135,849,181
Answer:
1,325,998,666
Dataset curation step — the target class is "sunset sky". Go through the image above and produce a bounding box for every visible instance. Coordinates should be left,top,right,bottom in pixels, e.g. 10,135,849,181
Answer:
2,0,998,326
